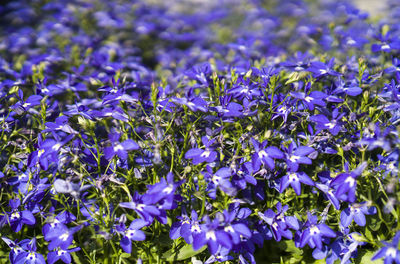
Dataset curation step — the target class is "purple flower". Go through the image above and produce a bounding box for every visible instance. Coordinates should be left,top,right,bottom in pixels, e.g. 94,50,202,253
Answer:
232,160,257,189
11,89,42,115
300,213,336,250
251,138,284,171
145,172,184,210
104,132,139,160
219,209,252,247
192,216,231,255
7,199,35,233
315,171,341,210
330,162,367,203
307,58,340,78
309,108,345,136
280,170,314,196
185,136,217,165
14,238,46,264
119,192,160,224
332,77,362,96
227,77,262,101
372,231,400,263
116,218,147,254
47,247,80,264
2,237,29,264
172,96,208,112
45,224,82,251
258,202,299,241
44,116,78,134
340,202,376,227
291,90,327,111
283,142,315,172
203,166,236,198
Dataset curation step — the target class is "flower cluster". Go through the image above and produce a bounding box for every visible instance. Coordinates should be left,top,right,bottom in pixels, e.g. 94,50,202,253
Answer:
0,0,400,263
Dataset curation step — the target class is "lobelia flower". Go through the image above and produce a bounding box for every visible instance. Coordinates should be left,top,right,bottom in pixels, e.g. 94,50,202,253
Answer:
309,108,345,136
330,162,367,203
145,172,184,210
219,209,252,247
2,237,29,264
119,192,160,224
340,202,377,227
14,238,46,264
116,218,147,254
202,166,236,198
211,95,243,118
250,138,284,171
280,170,314,196
372,231,400,264
204,246,234,263
371,31,400,53
315,171,341,210
258,202,299,241
43,116,78,134
227,76,262,101
170,210,193,244
7,198,35,233
290,81,327,111
91,106,129,121
332,77,362,97
104,132,139,161
307,58,341,78
47,247,81,264
299,212,336,250
53,178,92,199
231,160,257,190
44,224,82,251
185,136,218,165
172,96,208,112
385,57,400,74
11,89,42,115
192,215,231,255
282,142,315,172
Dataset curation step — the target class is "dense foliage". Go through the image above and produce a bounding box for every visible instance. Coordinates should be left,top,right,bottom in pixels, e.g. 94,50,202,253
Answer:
1,0,400,263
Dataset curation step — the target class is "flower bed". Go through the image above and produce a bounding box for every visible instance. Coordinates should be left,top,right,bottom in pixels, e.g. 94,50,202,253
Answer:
0,0,399,263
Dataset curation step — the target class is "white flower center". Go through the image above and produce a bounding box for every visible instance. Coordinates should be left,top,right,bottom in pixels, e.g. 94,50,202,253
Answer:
258,150,268,159
387,247,397,258
289,173,299,182
114,144,124,152
57,250,66,256
27,252,36,260
163,185,174,194
212,175,221,185
382,44,391,51
206,230,217,241
326,121,336,129
60,232,70,241
136,204,145,212
290,155,300,162
345,176,356,188
10,212,20,220
52,143,61,151
200,150,211,158
191,223,201,233
126,229,136,238
305,96,313,102
310,225,320,235
224,225,235,233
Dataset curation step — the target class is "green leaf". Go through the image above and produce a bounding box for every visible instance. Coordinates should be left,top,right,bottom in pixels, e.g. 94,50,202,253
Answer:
162,244,206,261
354,249,383,264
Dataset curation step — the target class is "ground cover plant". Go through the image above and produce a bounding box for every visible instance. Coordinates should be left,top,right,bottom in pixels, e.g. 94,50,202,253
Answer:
1,0,400,263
